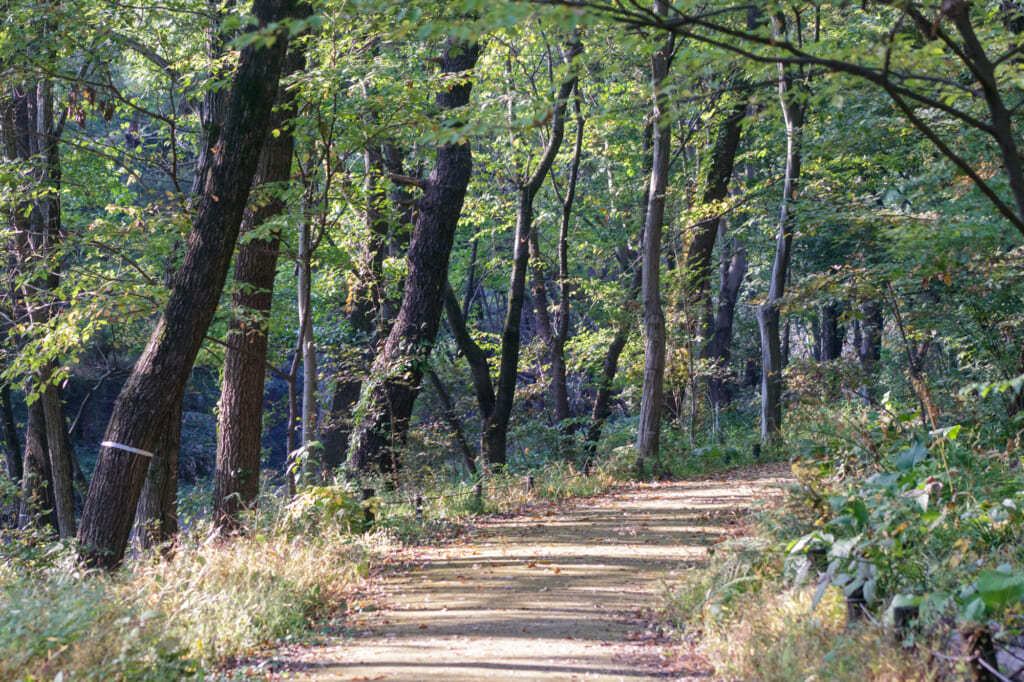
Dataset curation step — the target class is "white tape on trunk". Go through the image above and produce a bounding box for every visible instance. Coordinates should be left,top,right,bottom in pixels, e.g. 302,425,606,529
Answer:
101,441,154,458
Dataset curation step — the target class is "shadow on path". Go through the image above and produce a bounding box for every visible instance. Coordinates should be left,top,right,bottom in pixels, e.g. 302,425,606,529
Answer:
282,464,791,681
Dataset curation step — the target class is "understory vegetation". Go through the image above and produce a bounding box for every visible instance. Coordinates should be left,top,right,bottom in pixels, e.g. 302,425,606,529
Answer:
663,393,1024,680
0,448,630,680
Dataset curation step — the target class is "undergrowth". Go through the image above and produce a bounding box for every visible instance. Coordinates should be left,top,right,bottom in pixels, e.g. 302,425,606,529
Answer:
0,446,628,680
0,512,375,680
660,399,1024,680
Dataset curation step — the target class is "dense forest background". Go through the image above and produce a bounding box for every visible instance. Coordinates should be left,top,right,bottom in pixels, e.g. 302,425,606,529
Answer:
3,0,1024,677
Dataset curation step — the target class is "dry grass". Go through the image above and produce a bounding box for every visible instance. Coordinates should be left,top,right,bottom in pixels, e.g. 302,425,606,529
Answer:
0,522,374,680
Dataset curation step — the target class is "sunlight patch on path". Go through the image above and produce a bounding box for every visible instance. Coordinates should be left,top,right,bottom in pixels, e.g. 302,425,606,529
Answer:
283,464,790,681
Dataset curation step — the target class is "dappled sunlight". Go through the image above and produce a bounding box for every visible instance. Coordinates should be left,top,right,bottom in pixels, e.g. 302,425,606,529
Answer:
284,466,789,681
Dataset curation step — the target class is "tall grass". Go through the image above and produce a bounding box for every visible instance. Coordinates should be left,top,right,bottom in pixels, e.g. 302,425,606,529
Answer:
0,506,372,679
0,450,626,680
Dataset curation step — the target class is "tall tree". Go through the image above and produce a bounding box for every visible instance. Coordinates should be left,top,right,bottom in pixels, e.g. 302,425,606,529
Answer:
1,70,78,537
704,232,747,408
346,37,480,475
636,0,673,474
481,38,581,468
212,36,307,530
583,124,652,459
529,79,584,429
77,0,296,568
757,12,806,442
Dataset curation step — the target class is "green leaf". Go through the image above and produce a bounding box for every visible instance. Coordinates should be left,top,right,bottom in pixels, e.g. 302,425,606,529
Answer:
850,498,869,528
830,535,862,559
863,578,877,603
962,594,987,622
895,441,928,471
976,570,1024,610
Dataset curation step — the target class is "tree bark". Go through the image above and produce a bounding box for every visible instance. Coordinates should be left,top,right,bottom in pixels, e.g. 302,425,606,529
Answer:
133,392,182,550
757,14,805,442
480,40,580,468
705,236,747,407
213,40,305,529
39,376,75,537
584,324,629,463
346,39,480,475
297,210,318,471
684,101,746,343
77,0,294,569
19,399,56,531
820,302,844,361
529,82,584,430
0,385,20,483
320,144,407,468
583,125,653,459
14,73,78,538
426,368,477,476
444,282,496,434
637,3,673,474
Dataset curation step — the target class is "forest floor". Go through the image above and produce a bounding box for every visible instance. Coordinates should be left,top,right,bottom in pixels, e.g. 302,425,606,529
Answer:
265,463,791,681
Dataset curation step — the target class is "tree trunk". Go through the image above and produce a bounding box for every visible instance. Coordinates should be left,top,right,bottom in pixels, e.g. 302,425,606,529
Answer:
426,368,477,476
19,400,56,531
684,101,746,344
39,376,75,537
705,236,747,408
346,39,480,476
24,74,77,538
320,145,405,468
820,302,844,361
584,323,630,463
297,213,318,471
583,124,654,458
133,392,182,550
857,300,882,401
637,5,673,474
530,81,584,432
212,41,304,529
481,40,580,468
758,15,805,443
77,0,294,569
0,385,20,483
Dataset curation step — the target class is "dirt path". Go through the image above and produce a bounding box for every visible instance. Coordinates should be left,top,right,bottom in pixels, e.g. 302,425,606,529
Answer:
281,464,790,681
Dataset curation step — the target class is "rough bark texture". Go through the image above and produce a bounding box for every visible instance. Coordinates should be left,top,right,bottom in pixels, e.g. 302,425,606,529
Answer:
211,37,305,524
346,40,480,476
705,236,747,407
637,6,673,473
758,18,805,442
133,392,182,549
0,385,21,482
19,400,56,531
684,101,746,342
77,0,293,568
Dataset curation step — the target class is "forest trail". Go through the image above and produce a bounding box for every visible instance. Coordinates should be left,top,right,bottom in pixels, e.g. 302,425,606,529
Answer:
282,464,791,681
